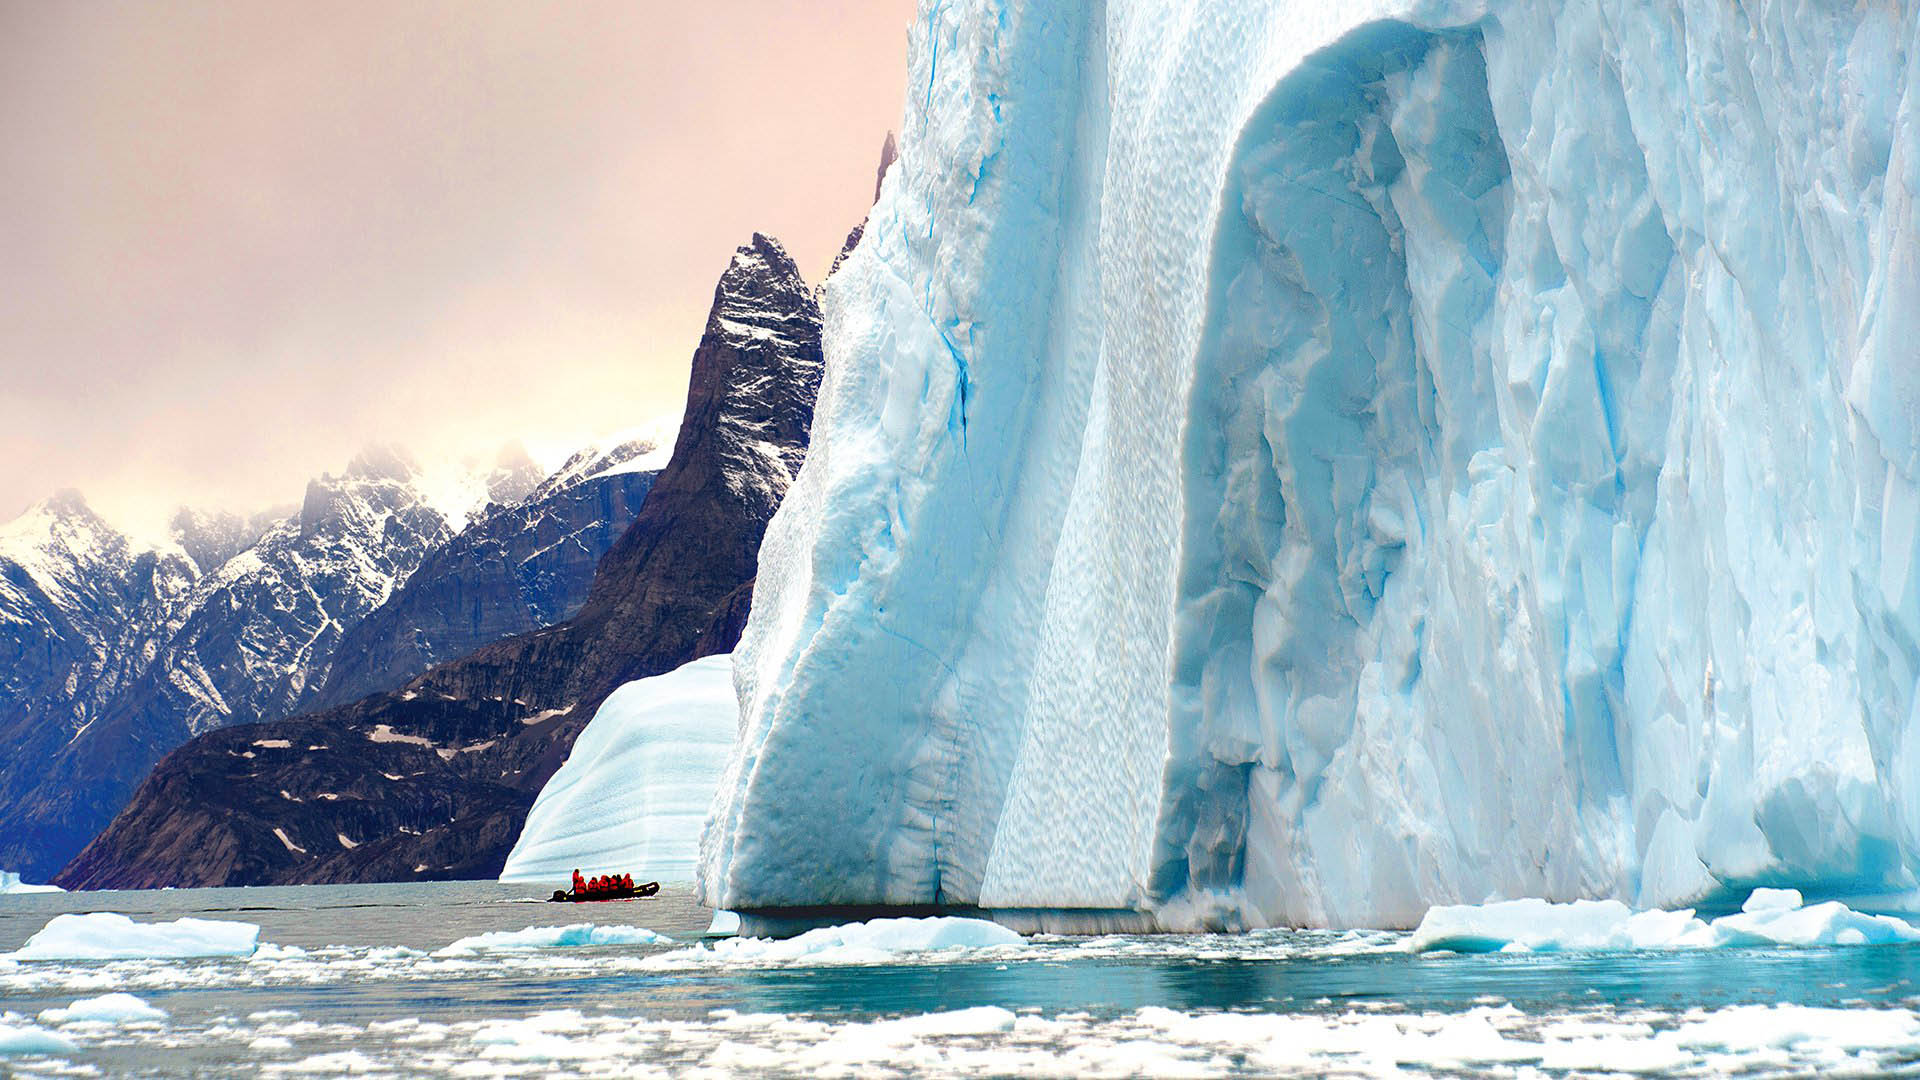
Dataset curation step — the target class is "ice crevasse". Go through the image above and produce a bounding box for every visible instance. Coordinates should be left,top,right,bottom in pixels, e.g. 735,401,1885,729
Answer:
699,0,1920,930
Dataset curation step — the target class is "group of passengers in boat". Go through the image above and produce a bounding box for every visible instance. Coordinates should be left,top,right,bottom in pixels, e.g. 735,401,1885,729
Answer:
572,869,635,896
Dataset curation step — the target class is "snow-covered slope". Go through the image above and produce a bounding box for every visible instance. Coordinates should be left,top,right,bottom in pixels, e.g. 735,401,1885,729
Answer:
0,492,199,735
500,654,737,884
702,0,1920,929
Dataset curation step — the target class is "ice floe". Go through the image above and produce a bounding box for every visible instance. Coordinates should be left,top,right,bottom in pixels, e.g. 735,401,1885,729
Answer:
39,992,166,1025
1410,890,1920,953
433,923,671,955
649,916,1025,968
0,1020,76,1055
9,912,260,960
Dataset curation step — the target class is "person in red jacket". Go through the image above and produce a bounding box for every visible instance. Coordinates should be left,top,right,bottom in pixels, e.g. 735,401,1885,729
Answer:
572,869,585,895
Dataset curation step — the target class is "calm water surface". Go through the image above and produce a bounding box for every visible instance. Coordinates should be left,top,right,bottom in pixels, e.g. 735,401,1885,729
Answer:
3,881,1919,1076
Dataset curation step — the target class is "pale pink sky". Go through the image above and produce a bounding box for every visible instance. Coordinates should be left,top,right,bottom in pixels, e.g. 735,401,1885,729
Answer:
0,0,912,535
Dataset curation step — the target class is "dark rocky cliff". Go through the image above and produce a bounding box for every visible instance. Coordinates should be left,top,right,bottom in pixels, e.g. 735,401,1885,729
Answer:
57,234,825,890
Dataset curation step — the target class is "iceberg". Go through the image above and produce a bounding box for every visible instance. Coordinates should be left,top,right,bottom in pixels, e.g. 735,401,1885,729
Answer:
0,871,61,895
435,924,672,955
700,0,1920,930
38,993,168,1025
1409,889,1920,952
0,1022,76,1056
650,916,1024,967
9,912,260,960
502,655,736,885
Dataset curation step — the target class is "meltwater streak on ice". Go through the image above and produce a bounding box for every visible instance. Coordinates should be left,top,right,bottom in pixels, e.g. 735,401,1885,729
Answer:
703,0,1920,929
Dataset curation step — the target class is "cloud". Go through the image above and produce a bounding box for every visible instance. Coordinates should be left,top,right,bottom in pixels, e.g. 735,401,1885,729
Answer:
0,0,909,536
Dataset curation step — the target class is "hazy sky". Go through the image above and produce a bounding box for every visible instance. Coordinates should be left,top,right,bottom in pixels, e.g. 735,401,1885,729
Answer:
0,0,911,536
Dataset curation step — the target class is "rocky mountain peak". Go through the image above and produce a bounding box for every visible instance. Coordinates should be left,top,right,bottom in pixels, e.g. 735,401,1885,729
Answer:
671,234,824,503
705,234,815,349
168,508,265,575
484,441,543,507
40,488,94,519
344,443,420,483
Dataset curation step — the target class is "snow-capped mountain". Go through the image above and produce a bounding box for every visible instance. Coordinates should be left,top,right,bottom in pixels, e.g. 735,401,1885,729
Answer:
0,438,657,882
306,436,661,711
59,232,826,890
700,0,1920,931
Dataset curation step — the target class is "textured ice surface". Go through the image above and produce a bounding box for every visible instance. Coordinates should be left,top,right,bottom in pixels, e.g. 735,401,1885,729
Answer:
0,872,60,895
702,0,1920,928
10,913,260,960
434,924,671,955
39,992,167,1025
648,916,1026,969
501,655,735,884
1410,890,1920,952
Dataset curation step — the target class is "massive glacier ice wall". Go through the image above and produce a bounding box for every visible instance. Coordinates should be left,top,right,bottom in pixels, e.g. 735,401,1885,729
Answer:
701,0,1920,929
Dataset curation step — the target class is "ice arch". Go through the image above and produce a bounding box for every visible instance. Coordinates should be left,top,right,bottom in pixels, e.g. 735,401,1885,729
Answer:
703,0,1920,930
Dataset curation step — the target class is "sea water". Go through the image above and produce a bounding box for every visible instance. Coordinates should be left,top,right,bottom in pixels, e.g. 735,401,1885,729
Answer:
5,881,1920,1076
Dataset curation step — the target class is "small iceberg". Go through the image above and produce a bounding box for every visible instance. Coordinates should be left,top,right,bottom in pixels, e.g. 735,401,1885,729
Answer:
0,871,61,895
9,912,260,960
0,1022,77,1055
1410,889,1920,953
658,916,1025,967
39,993,167,1025
435,923,672,955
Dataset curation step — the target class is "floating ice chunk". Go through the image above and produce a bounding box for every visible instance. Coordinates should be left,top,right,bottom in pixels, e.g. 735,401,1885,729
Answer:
1742,887,1804,913
0,1022,76,1055
39,992,166,1024
0,871,60,895
655,916,1024,967
471,1010,603,1061
9,912,260,960
1410,891,1920,952
262,1050,384,1074
1708,900,1920,947
1408,899,1707,953
434,923,671,955
1672,1004,1920,1052
863,1006,1017,1039
706,910,741,936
